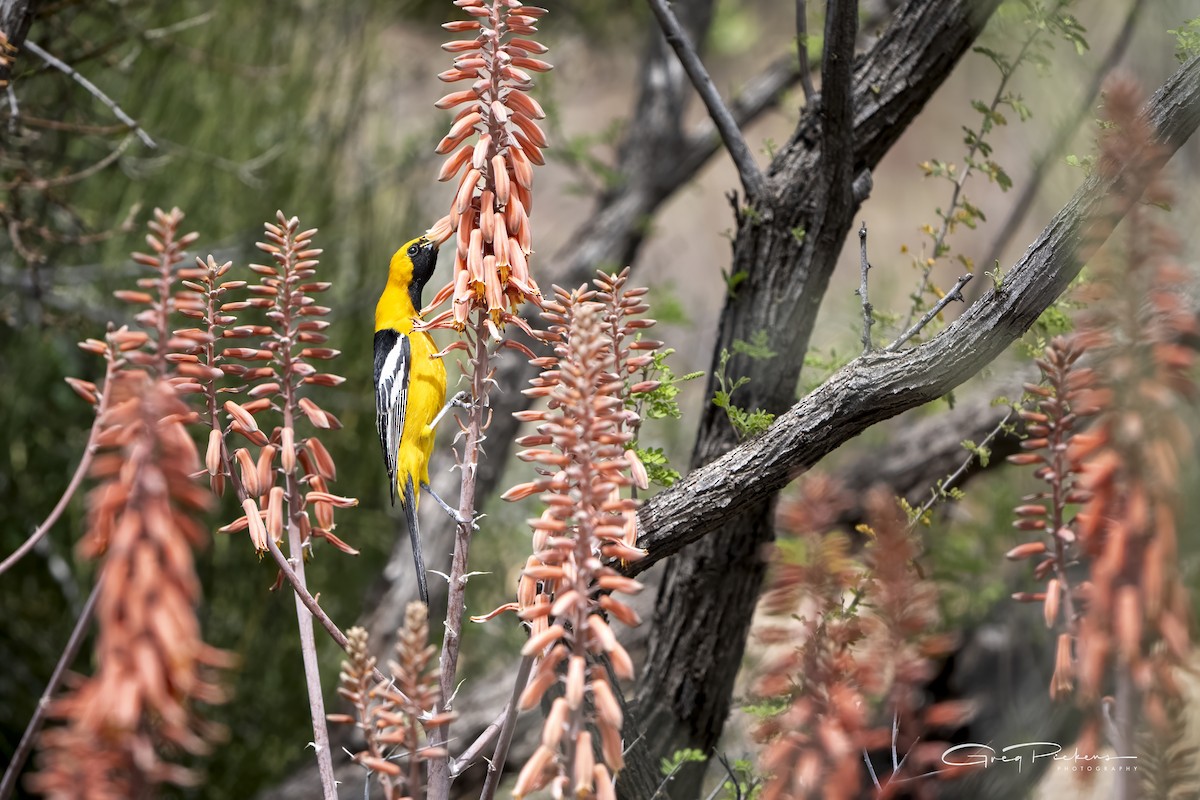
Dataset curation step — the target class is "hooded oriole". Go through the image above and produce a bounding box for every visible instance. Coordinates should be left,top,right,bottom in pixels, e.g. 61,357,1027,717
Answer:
374,235,447,605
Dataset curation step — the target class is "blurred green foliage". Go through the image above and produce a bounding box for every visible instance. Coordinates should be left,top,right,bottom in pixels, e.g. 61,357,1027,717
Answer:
0,0,660,792
0,1,548,795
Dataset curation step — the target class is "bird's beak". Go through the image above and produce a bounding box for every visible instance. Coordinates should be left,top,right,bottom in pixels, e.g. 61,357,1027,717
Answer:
421,238,439,255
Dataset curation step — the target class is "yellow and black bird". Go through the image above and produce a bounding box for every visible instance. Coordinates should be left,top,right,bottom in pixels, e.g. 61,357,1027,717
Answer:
374,235,448,605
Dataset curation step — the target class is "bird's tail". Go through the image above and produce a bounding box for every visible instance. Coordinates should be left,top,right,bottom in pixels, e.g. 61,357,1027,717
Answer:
403,476,429,605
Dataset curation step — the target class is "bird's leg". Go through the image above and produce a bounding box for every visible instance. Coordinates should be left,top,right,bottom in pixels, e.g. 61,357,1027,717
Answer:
422,480,480,530
430,390,470,430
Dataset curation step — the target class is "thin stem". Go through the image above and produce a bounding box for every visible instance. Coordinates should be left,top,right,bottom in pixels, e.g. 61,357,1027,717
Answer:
971,0,1145,303
1112,670,1137,800
427,313,491,800
451,717,503,778
0,348,118,577
279,241,335,800
795,0,814,104
1045,380,1079,630
644,0,766,201
897,19,1045,334
6,84,18,132
910,407,1014,526
857,221,874,353
23,40,156,149
0,580,101,800
282,498,337,799
477,655,534,800
260,536,358,666
885,274,972,352
25,135,134,191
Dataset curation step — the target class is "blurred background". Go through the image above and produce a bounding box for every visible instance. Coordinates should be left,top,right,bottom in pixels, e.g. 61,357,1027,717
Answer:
2,0,1199,797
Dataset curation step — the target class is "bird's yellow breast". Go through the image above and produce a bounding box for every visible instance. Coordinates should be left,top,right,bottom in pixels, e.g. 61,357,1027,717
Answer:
395,329,446,504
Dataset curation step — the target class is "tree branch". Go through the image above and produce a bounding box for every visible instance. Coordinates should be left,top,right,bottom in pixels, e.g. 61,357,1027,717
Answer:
629,53,1200,575
644,0,765,201
476,655,533,800
0,349,116,577
885,273,972,351
0,0,40,86
795,0,815,104
626,1,1005,793
22,39,155,148
820,0,858,206
858,221,874,353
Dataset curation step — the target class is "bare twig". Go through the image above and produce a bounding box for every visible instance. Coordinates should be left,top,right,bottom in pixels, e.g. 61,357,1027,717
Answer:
795,0,815,103
142,10,215,40
477,654,534,800
857,221,874,352
0,347,118,577
6,84,18,132
886,274,973,352
649,755,690,800
909,407,1015,526
451,714,504,778
627,45,1200,573
25,135,134,191
897,12,1050,333
644,0,766,201
22,40,156,149
0,580,100,800
712,753,747,800
262,531,408,698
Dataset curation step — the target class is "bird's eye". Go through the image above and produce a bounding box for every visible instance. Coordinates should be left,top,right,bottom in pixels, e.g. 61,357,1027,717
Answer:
407,244,419,256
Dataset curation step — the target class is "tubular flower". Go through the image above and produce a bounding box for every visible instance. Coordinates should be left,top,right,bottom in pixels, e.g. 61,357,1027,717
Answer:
505,291,652,798
424,0,550,331
30,373,230,797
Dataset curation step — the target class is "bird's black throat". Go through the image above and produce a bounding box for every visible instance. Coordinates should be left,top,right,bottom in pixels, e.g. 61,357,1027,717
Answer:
408,242,439,309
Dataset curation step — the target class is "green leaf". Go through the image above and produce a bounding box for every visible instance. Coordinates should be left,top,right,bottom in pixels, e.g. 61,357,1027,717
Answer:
722,268,749,298
636,446,680,488
660,748,707,777
1169,18,1200,63
732,330,777,361
711,349,776,440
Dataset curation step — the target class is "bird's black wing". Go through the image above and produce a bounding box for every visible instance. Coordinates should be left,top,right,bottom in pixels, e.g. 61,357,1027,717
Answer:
374,329,410,506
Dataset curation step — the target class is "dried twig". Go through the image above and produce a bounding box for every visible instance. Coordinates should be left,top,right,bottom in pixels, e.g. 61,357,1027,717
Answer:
795,0,814,104
477,655,534,800
23,40,156,148
0,342,119,577
911,406,1014,525
885,274,972,352
644,0,766,201
0,583,99,800
857,221,874,353
261,534,394,688
25,136,134,191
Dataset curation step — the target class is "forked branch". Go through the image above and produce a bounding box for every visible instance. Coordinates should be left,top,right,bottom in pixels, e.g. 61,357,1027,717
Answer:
644,0,766,201
629,53,1200,575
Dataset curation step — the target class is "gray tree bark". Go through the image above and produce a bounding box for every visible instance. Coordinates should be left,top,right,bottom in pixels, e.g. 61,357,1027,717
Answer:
0,0,40,85
621,1,1004,794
